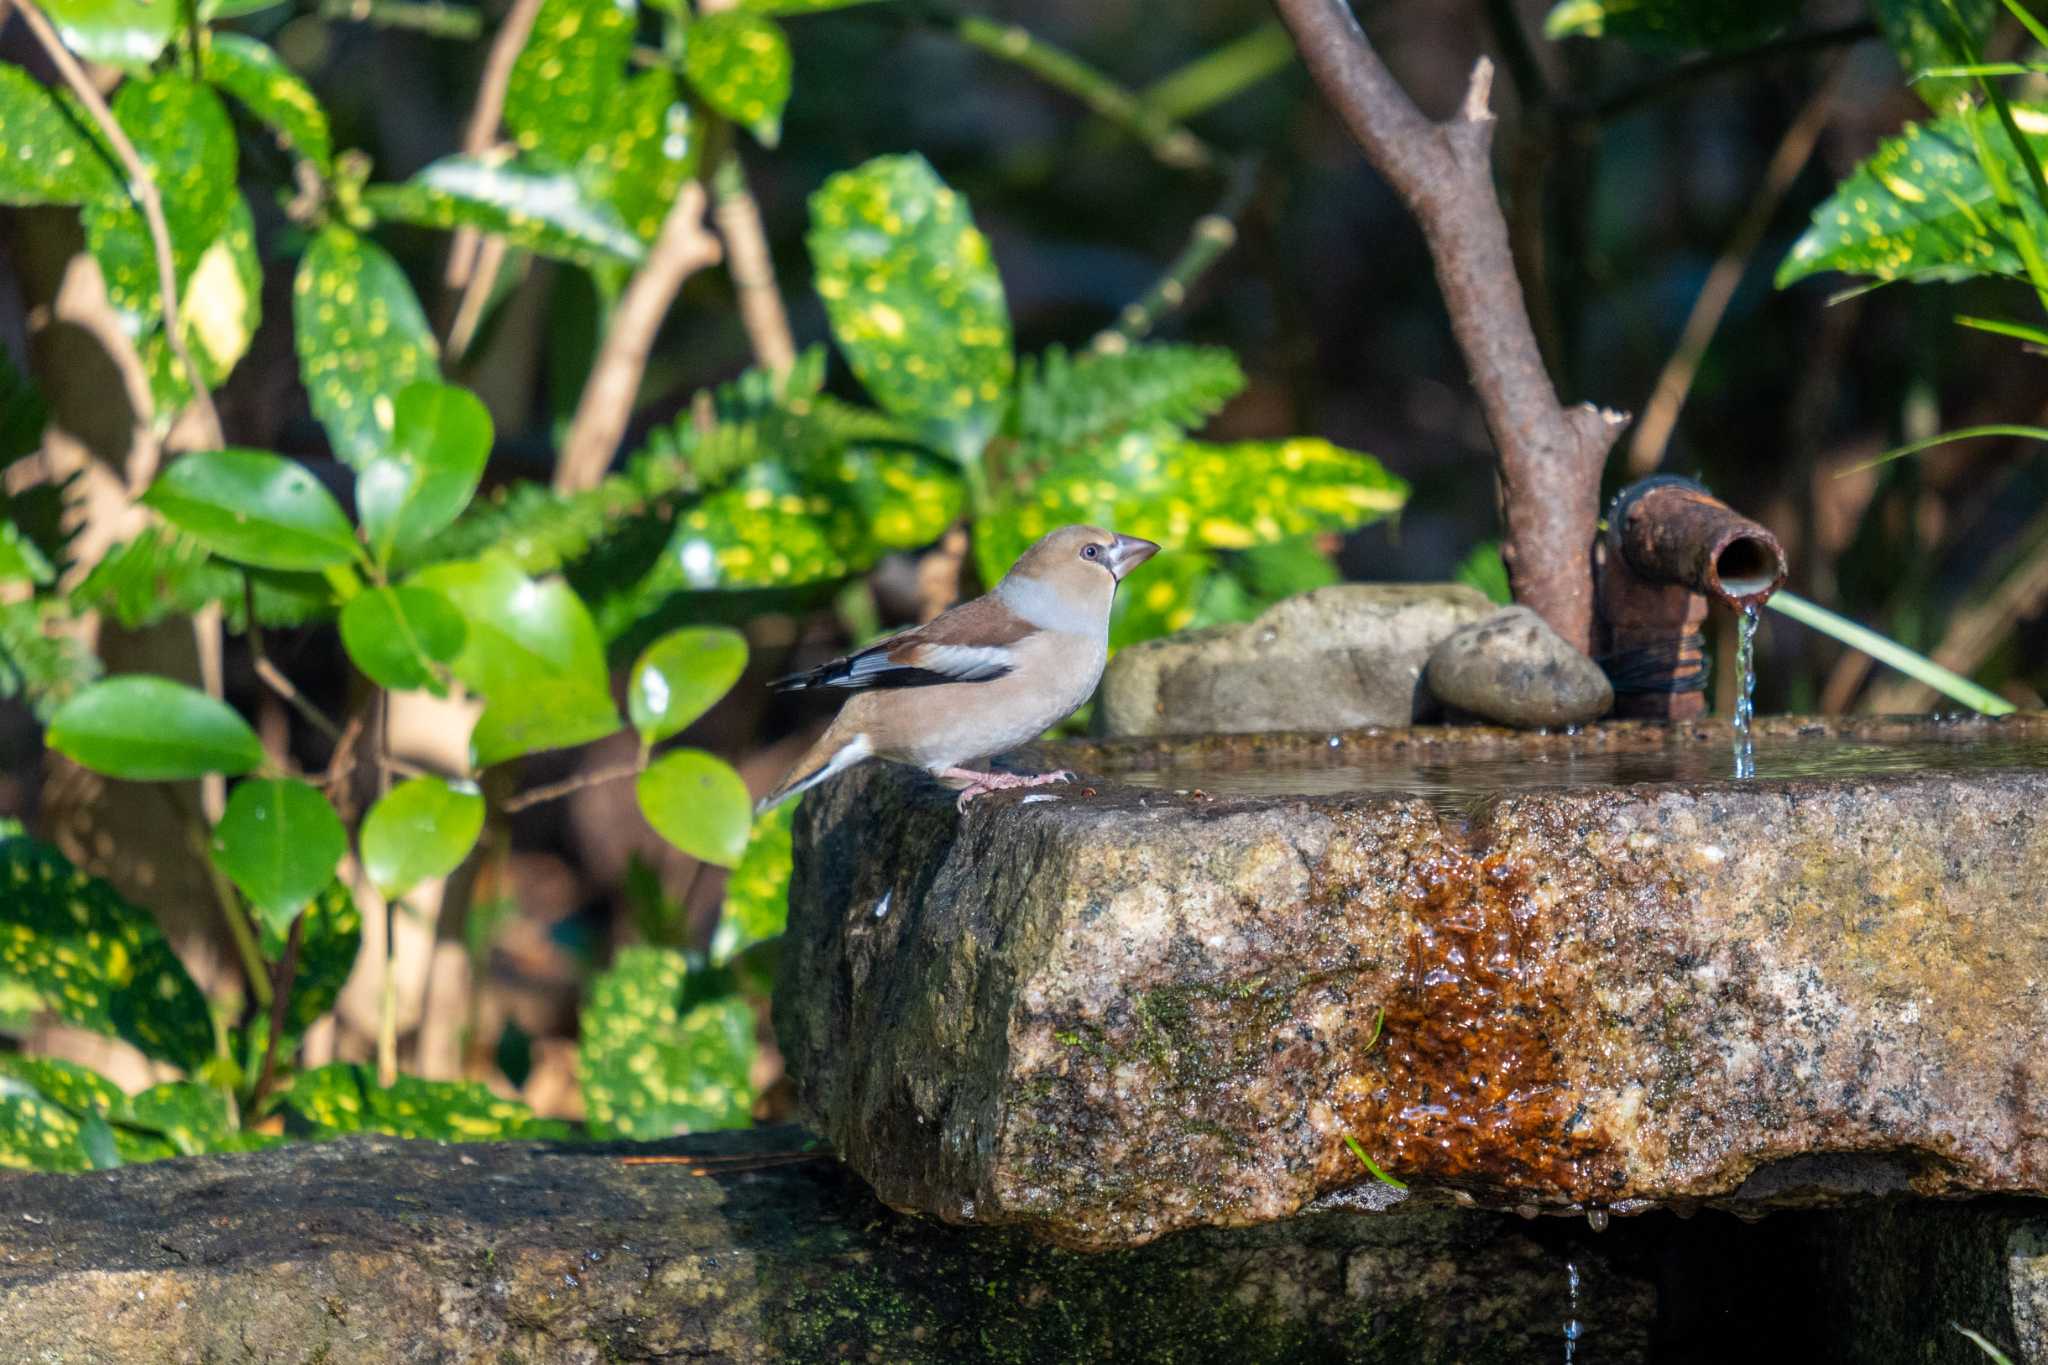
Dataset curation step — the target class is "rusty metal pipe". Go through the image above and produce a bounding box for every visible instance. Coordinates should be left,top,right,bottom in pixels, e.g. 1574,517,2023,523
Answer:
1595,476,1789,720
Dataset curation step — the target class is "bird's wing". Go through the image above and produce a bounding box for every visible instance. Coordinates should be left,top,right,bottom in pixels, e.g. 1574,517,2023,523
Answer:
771,594,1037,693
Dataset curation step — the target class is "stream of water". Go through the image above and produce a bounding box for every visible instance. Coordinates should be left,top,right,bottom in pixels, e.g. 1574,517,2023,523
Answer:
1732,603,1759,780
1562,1260,1582,1364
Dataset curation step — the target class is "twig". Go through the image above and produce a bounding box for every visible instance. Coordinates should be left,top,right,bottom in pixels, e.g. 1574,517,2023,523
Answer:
442,0,545,358
156,783,274,1011
950,12,1217,174
1584,20,1876,123
246,577,346,745
500,759,644,812
315,0,482,38
444,235,508,361
14,0,224,448
374,693,399,1087
712,153,796,377
1092,159,1257,353
556,181,722,492
1270,0,1626,654
1137,22,1296,125
244,910,305,1118
1628,61,1845,474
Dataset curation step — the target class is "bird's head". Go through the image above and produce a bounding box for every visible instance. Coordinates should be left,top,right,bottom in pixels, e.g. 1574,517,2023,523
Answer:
997,525,1160,628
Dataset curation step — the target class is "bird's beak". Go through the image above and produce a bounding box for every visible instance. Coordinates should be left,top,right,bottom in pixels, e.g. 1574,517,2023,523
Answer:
1106,534,1160,581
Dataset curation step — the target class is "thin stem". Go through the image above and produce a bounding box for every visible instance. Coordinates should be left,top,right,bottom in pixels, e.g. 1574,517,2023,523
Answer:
247,578,346,745
14,0,224,447
315,0,482,38
1137,22,1297,124
443,0,545,357
501,759,645,813
156,784,274,1011
1092,159,1257,352
712,152,797,376
1585,20,1877,122
244,910,305,1118
375,694,398,1087
949,12,1217,174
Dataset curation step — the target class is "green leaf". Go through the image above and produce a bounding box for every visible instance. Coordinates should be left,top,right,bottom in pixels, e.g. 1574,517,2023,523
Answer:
0,1054,131,1123
42,0,179,70
294,226,442,468
284,1063,571,1140
0,521,54,585
636,749,752,867
266,880,362,1039
628,627,747,744
82,76,237,339
979,430,1408,581
1541,0,1800,52
0,65,118,206
359,776,485,899
410,555,621,766
577,945,754,1138
365,156,647,269
211,778,349,935
0,834,216,1070
0,1079,94,1172
682,11,792,147
1454,541,1513,605
73,526,335,633
339,585,466,694
357,381,493,566
808,154,1014,461
737,0,893,11
1874,0,1995,112
710,802,792,965
506,0,636,173
47,674,263,780
1778,106,2048,288
168,195,264,395
1107,547,1213,652
599,71,699,243
124,1081,232,1155
205,32,334,174
144,448,361,571
1016,344,1245,451
0,599,101,721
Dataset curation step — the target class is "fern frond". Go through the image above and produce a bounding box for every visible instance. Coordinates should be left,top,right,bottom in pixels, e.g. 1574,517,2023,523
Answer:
1016,344,1244,450
0,600,99,720
72,528,334,631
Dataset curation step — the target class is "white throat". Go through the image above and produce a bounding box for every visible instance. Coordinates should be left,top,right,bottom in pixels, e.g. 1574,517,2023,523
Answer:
997,572,1109,636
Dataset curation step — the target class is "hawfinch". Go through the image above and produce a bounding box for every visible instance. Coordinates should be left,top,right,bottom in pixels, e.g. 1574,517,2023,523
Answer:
760,525,1160,812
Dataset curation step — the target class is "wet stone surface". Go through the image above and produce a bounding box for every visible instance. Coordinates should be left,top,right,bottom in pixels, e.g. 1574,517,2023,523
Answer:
777,714,2048,1252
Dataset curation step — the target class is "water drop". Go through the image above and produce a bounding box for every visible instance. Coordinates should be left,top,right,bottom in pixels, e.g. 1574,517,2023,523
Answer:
1585,1207,1608,1232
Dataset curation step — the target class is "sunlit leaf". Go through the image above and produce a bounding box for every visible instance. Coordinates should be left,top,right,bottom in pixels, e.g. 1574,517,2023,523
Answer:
0,834,216,1070
47,674,263,781
0,65,117,206
0,1054,130,1123
682,11,792,146
709,802,792,965
737,0,893,10
359,776,485,899
577,945,754,1138
205,32,334,174
264,880,361,1039
124,1082,231,1155
1016,344,1245,452
42,0,179,70
1778,107,2048,288
365,156,647,268
808,154,1014,461
0,1079,94,1172
211,778,348,936
506,0,635,172
144,448,360,572
357,381,493,566
165,196,264,396
1874,0,1995,112
1454,541,1512,606
339,585,466,694
0,522,54,585
599,71,698,242
284,1063,571,1140
1541,0,1800,52
294,226,441,467
1106,547,1212,652
637,749,752,867
628,626,748,744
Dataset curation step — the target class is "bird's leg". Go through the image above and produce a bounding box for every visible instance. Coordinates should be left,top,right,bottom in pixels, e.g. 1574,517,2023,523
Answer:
938,767,1077,811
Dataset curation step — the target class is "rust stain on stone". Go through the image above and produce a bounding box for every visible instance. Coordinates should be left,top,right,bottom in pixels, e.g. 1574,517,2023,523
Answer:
1336,838,1616,1202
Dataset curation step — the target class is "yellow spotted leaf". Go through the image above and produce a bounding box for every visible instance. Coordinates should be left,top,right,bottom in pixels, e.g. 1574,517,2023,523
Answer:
293,226,441,467
577,945,755,1139
284,1063,571,1140
681,11,792,147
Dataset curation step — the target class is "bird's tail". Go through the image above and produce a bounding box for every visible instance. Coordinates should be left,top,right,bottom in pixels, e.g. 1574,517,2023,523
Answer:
756,727,873,814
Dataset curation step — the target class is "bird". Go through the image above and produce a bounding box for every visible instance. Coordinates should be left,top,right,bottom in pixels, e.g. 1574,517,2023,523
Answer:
758,525,1160,813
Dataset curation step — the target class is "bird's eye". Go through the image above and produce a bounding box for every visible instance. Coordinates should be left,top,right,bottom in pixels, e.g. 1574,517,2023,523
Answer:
1082,544,1100,560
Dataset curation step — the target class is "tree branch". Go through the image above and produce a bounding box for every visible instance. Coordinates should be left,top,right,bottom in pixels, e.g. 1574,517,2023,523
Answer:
712,152,796,377
500,758,644,813
442,0,545,359
555,181,722,493
1269,0,1625,653
1092,158,1258,353
15,0,224,448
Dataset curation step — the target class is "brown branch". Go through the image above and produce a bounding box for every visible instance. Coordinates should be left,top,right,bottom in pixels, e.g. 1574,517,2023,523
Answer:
712,153,797,377
244,910,306,1119
1269,0,1625,653
444,0,543,291
15,0,224,448
499,759,643,813
555,181,722,493
1628,62,1845,475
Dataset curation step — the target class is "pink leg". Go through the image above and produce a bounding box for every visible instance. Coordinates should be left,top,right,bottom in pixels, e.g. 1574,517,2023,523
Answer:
938,766,1077,811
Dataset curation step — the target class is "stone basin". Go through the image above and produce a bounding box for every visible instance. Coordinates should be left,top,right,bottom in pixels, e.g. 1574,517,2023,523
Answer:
774,714,2048,1251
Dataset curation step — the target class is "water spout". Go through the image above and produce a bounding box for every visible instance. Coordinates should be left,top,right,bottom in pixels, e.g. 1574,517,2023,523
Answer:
1595,476,1789,721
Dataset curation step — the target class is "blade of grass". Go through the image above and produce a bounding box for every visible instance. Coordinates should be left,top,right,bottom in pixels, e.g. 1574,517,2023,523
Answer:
1343,1134,1408,1191
1838,422,2048,474
1914,61,2048,78
1139,22,1296,123
1998,0,2048,52
1955,314,2048,345
1766,590,2017,715
1954,1323,2018,1365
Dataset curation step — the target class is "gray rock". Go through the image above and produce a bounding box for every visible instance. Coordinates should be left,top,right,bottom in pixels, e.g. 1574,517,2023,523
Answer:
1098,583,1497,738
1426,605,1613,728
778,714,2048,1251
0,1130,1659,1363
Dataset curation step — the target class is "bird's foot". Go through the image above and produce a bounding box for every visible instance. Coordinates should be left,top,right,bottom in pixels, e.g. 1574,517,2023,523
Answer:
941,767,1077,812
